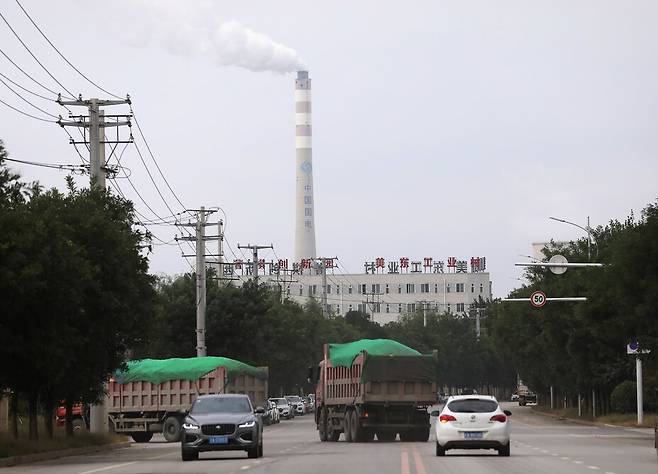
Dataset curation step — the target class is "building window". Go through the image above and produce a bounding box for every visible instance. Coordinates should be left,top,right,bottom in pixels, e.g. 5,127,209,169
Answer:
312,285,317,295
360,284,367,294
471,284,475,293
456,303,465,312
386,304,390,313
336,304,340,313
336,285,340,295
373,303,381,313
398,284,402,294
420,283,430,293
398,304,402,313
385,284,389,294
357,303,365,312
406,283,415,294
447,303,451,313
407,303,416,313
349,304,353,311
480,283,483,293
372,284,380,294
299,285,303,296
348,285,353,294
446,284,451,293
327,285,331,294
434,284,438,293
456,283,465,293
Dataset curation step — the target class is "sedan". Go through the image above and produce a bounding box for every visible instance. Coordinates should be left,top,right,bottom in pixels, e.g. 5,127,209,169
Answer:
181,394,265,461
270,398,293,419
431,395,511,456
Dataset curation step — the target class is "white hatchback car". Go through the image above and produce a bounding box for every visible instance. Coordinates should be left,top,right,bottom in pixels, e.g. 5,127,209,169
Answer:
432,395,511,456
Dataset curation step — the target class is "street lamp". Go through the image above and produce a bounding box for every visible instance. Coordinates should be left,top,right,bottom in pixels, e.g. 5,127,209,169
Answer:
549,216,594,261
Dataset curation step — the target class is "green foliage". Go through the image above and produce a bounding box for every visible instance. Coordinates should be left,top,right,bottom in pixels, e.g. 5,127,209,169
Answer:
610,381,637,413
488,199,658,409
0,147,156,437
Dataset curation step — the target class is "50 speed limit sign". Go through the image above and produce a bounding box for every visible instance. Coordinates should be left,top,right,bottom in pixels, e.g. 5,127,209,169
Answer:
530,291,547,308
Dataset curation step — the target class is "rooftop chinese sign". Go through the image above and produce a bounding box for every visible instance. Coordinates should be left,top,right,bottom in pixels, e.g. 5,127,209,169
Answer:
363,257,487,274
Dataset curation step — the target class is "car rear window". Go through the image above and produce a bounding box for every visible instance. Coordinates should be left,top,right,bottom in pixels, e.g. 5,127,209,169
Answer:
447,399,498,413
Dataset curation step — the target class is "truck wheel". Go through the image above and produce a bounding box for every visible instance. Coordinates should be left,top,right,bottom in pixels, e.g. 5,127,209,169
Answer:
163,416,182,442
362,428,375,442
131,432,154,443
318,408,328,441
344,411,353,442
414,427,430,442
349,411,359,442
377,431,396,442
399,430,413,442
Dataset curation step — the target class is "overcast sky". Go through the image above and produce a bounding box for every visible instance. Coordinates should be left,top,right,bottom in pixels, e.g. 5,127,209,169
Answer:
1,0,657,297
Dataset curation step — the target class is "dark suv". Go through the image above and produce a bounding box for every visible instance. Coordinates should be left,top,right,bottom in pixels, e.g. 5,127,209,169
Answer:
181,394,265,461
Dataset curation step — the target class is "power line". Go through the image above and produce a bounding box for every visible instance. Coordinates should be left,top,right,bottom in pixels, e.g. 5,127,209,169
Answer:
132,140,179,218
13,0,123,100
3,156,86,172
0,46,62,98
0,70,53,101
0,74,58,118
0,97,53,122
0,9,75,99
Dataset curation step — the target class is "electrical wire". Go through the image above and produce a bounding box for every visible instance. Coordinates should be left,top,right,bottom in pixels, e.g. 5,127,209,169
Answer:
0,70,53,101
0,97,53,122
0,74,58,118
0,10,75,99
131,140,179,218
13,0,123,100
0,46,63,98
3,156,86,172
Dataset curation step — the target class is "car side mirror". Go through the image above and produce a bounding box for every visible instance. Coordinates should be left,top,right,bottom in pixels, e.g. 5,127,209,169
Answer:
255,406,266,414
504,410,512,416
429,410,440,417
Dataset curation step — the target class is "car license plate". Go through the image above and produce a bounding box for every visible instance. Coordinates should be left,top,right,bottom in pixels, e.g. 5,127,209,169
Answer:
209,436,228,444
464,431,483,439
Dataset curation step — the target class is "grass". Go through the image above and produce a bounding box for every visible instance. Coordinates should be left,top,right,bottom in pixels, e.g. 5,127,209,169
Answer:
533,405,658,428
0,429,127,459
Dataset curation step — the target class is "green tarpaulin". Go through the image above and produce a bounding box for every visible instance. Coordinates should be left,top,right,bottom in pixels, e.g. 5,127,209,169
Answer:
328,339,421,367
114,356,266,385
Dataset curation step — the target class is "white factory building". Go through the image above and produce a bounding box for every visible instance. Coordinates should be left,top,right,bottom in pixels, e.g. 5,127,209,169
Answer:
225,256,492,325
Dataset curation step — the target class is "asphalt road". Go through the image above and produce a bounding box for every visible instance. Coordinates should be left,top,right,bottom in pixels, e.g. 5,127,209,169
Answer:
2,403,656,474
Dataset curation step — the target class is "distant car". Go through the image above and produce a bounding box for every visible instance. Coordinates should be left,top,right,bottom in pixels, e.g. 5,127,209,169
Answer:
519,392,537,406
511,393,519,402
431,395,511,457
270,398,293,420
285,395,305,415
181,394,264,461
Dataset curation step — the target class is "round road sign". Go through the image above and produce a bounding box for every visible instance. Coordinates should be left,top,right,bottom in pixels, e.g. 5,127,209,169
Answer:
530,291,547,308
549,254,568,275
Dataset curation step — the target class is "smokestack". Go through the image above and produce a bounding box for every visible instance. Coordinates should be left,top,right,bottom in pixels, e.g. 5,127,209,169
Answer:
294,70,316,263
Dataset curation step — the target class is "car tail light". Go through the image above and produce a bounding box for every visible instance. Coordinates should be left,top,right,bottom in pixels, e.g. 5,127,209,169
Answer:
490,414,507,423
439,414,456,423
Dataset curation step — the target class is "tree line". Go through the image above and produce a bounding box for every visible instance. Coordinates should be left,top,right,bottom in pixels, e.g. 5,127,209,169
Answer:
486,201,658,414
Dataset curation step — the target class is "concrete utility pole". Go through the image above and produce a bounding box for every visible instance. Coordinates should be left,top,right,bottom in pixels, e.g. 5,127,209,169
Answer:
237,243,274,283
636,356,644,425
177,207,220,357
57,95,132,189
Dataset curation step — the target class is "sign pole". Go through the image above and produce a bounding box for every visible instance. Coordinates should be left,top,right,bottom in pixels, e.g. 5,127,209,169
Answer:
637,356,644,425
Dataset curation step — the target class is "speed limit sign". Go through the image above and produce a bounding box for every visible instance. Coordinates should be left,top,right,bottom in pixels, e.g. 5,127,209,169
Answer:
530,291,547,308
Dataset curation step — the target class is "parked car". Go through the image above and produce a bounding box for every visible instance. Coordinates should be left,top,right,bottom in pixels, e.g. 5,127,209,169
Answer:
431,395,511,457
285,395,305,415
181,394,265,461
305,395,315,413
511,393,519,402
270,397,293,420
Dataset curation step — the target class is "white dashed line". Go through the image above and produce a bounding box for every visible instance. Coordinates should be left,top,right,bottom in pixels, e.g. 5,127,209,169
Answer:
587,467,600,470
541,449,548,453
551,453,559,456
605,472,617,474
561,456,571,460
573,460,584,465
240,466,250,471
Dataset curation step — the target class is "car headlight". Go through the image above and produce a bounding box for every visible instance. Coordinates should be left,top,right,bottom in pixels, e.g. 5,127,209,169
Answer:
238,420,256,428
183,422,200,430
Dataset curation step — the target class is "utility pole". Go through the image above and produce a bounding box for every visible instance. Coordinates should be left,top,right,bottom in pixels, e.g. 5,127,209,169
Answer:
176,207,220,357
237,243,273,282
57,95,132,189
636,355,644,425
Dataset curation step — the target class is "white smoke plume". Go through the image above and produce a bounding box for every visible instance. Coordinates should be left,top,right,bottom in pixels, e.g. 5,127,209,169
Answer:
107,1,306,74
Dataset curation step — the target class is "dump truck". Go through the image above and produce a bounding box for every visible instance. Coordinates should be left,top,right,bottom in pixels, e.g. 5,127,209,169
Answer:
314,339,438,442
107,356,268,443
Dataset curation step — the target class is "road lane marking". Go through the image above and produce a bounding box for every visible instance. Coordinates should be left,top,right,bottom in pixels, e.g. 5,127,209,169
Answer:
587,467,600,470
541,449,548,453
561,457,571,460
551,453,559,456
146,451,178,460
77,462,138,474
411,445,427,474
240,465,250,470
573,460,584,464
401,450,411,474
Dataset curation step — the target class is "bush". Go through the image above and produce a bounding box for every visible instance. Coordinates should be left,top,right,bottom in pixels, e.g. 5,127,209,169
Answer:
611,381,638,413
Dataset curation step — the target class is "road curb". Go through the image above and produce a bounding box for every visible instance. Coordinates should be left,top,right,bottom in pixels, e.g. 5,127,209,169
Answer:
0,440,132,467
530,407,654,432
